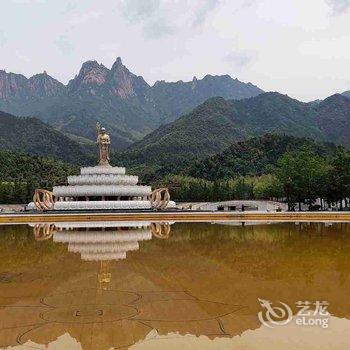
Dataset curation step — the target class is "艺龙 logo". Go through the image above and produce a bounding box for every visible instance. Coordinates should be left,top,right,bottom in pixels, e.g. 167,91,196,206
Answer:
258,299,330,329
258,298,293,328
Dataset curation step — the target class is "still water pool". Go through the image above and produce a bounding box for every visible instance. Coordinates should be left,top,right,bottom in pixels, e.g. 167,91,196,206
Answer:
0,221,349,349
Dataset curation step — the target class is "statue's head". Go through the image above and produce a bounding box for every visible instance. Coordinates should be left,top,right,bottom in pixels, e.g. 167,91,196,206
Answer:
101,127,106,134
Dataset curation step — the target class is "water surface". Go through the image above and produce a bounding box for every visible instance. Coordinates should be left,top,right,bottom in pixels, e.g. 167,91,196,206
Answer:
0,221,349,349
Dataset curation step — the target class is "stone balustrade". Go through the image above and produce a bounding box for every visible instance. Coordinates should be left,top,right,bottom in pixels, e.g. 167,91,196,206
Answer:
53,185,151,198
68,174,139,186
80,166,126,175
53,200,152,211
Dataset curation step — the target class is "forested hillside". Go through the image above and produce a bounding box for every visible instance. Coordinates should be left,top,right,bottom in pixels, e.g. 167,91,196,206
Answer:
154,146,350,210
116,97,244,173
315,94,350,148
117,91,349,176
0,150,78,203
186,134,337,181
0,134,348,208
0,110,92,164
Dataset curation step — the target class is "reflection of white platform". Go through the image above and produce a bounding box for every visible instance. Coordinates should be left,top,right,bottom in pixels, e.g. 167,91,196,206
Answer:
68,241,139,253
54,229,152,243
52,221,157,261
54,221,152,228
81,252,127,261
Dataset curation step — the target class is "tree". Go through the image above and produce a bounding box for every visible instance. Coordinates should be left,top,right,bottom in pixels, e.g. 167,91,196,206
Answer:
274,147,330,210
324,147,350,209
253,174,284,200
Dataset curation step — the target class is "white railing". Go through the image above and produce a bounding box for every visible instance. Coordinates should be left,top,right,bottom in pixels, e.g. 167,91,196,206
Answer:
81,166,126,175
53,185,151,197
68,174,138,186
53,200,152,210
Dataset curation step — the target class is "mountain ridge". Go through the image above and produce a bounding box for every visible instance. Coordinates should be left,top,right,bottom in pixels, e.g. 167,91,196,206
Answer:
315,93,350,148
0,109,92,164
0,57,263,148
116,91,350,178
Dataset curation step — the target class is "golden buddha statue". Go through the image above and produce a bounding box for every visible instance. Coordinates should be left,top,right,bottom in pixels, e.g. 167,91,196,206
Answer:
96,122,111,166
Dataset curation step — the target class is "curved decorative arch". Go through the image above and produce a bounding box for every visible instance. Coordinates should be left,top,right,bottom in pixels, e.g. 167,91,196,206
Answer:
33,189,55,211
148,188,170,210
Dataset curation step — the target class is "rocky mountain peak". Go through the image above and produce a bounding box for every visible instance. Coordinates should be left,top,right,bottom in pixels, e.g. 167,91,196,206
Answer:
111,56,123,70
154,80,166,86
0,59,266,146
80,60,108,78
28,72,65,97
192,76,198,89
109,57,150,99
80,60,103,72
68,60,109,92
0,70,28,99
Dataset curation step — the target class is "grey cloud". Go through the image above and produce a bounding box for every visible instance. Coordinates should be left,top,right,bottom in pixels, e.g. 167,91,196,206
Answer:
193,0,220,27
225,51,253,67
121,0,174,39
122,0,160,22
121,0,220,39
326,0,350,15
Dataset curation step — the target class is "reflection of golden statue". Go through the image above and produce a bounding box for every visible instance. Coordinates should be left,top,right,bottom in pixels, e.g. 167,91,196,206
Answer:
96,122,111,166
98,261,112,290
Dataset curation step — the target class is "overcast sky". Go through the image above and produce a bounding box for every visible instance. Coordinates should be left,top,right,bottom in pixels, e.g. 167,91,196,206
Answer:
0,0,349,101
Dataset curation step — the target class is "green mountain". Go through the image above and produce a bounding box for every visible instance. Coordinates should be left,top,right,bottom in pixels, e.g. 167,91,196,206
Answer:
149,74,263,123
186,134,337,181
116,92,349,179
117,93,317,166
342,90,350,99
0,110,92,164
315,94,350,148
0,58,263,149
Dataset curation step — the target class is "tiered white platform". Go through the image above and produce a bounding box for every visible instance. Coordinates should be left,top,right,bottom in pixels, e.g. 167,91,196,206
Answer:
53,165,154,211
